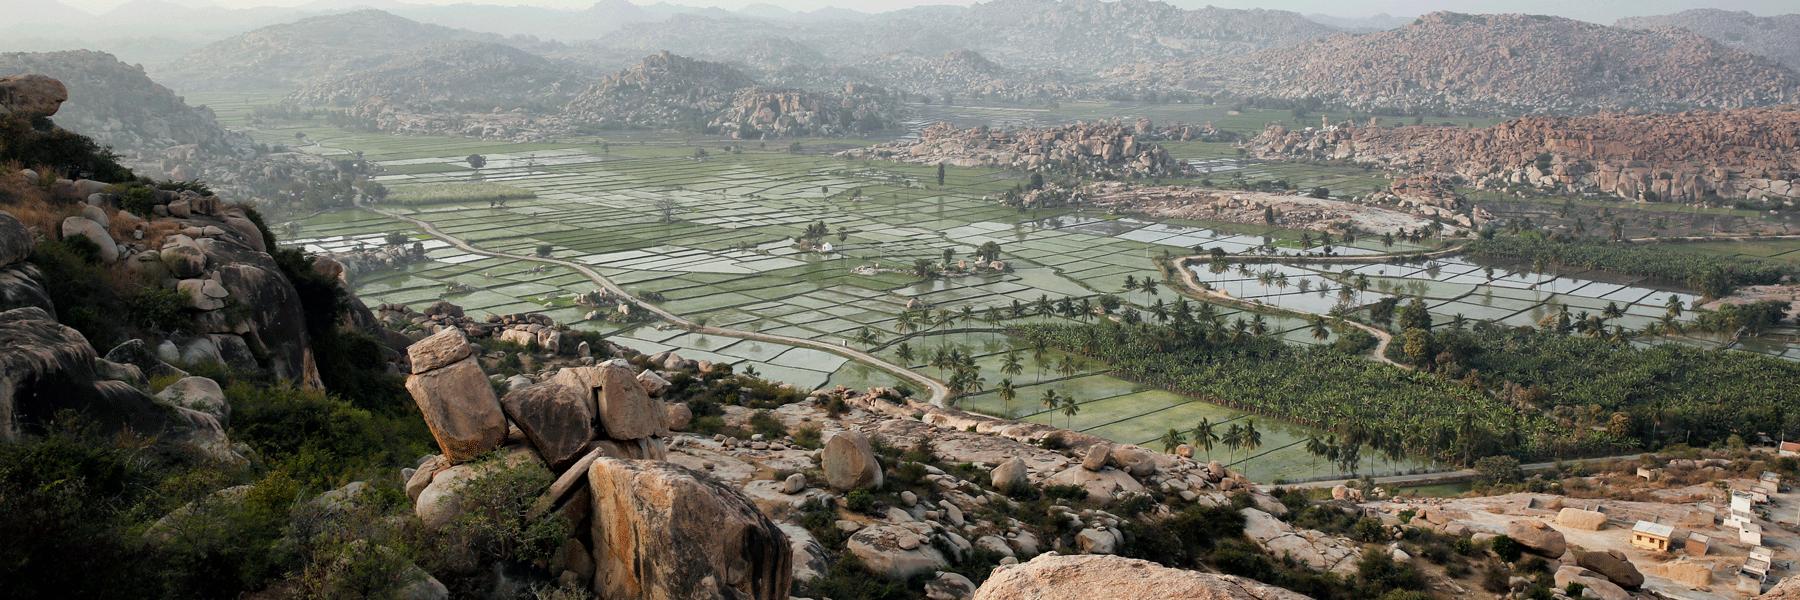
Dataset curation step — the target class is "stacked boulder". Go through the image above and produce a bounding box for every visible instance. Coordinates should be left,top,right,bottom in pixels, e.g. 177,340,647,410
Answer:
401,329,789,598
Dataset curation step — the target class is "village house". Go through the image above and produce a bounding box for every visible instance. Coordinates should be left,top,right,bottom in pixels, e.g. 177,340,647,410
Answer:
1631,520,1675,552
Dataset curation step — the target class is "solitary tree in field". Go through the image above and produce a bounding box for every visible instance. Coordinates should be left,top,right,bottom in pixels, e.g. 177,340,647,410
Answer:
1060,394,1080,428
466,154,487,169
936,163,946,186
655,197,678,223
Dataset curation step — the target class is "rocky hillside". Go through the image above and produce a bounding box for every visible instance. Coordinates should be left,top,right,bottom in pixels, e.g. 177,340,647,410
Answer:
853,50,1076,104
1119,12,1800,115
1247,108,1800,204
706,84,898,139
0,51,253,164
562,51,757,132
287,41,592,113
563,52,899,137
1618,9,1800,72
841,120,1205,179
592,0,1337,73
155,9,540,91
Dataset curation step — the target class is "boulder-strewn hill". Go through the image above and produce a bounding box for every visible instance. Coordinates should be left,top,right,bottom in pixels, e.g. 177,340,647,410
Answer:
561,51,897,138
562,51,757,131
155,9,537,91
1247,107,1800,204
841,120,1200,179
0,50,250,161
852,50,1075,104
287,41,593,112
1617,9,1800,72
592,0,1337,73
1118,12,1800,115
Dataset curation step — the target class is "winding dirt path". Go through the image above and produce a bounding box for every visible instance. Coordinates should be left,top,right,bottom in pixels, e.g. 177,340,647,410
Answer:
1159,250,1440,367
369,207,952,406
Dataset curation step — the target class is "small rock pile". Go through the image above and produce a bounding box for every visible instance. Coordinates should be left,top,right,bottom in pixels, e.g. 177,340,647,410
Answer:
401,328,790,597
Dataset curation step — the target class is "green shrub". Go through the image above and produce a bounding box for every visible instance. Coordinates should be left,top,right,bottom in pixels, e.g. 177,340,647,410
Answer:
748,410,787,440
1489,534,1523,562
844,489,875,513
791,424,823,449
444,455,569,569
126,285,191,333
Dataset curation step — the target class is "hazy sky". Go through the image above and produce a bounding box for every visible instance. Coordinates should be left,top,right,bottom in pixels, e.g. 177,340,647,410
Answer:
58,0,1798,23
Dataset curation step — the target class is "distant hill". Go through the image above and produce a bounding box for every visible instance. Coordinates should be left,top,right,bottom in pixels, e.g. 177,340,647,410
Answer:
561,51,897,138
1617,9,1800,72
850,50,1074,104
0,50,249,160
287,41,594,113
154,9,544,91
593,0,1338,73
1116,12,1800,115
562,51,759,132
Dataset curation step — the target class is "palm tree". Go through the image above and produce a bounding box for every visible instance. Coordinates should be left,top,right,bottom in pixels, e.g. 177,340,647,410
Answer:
1149,299,1169,324
895,342,915,366
1040,389,1060,412
1055,354,1080,379
1250,314,1269,337
1191,418,1220,461
894,310,917,337
1033,295,1053,316
1059,394,1081,429
1304,436,1331,477
1239,420,1263,467
853,326,881,347
997,378,1017,417
1309,315,1330,342
912,259,935,279
1001,350,1024,379
1141,278,1158,298
1160,428,1186,454
1222,423,1245,462
958,304,975,324
1030,344,1049,381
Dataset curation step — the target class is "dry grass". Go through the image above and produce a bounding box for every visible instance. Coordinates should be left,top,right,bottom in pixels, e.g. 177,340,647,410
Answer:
0,164,78,237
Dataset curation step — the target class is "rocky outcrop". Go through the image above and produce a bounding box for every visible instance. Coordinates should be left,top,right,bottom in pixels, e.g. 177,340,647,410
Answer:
706,84,896,139
1504,520,1567,558
587,457,791,600
842,120,1194,179
846,523,948,580
971,554,1311,599
0,307,172,443
1,51,253,163
0,73,67,118
1575,548,1644,590
1247,108,1800,204
822,430,883,491
1552,565,1629,600
499,382,595,471
404,329,508,463
1240,508,1360,575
